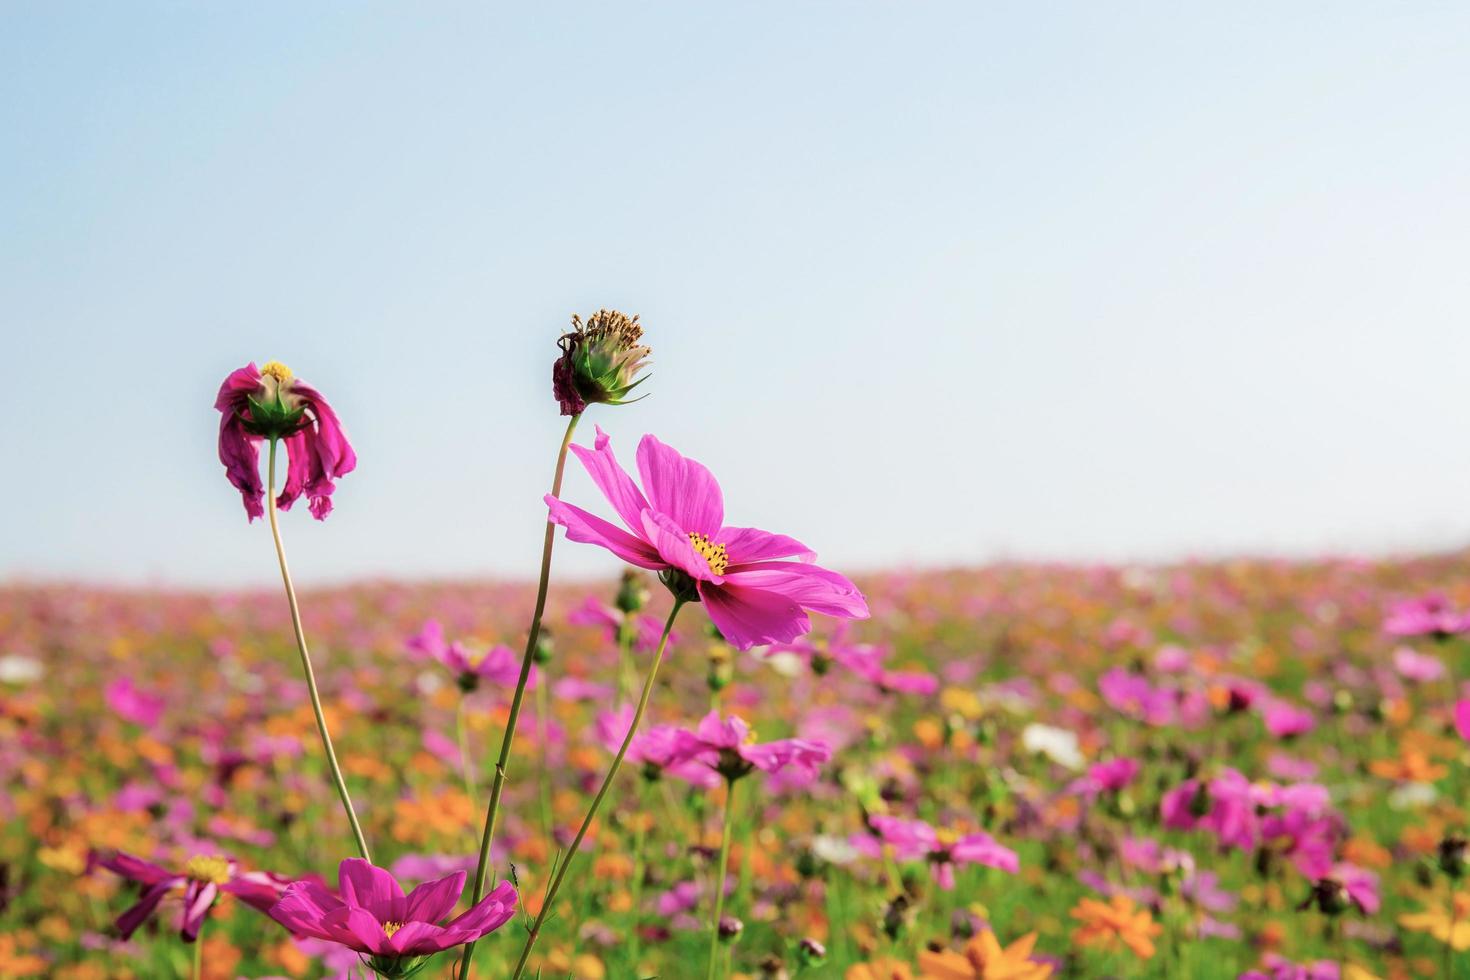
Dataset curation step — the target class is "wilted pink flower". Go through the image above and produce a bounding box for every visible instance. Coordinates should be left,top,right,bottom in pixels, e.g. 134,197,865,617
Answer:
668,711,831,782
269,858,516,971
214,361,355,521
99,852,290,942
866,815,1018,890
545,428,868,649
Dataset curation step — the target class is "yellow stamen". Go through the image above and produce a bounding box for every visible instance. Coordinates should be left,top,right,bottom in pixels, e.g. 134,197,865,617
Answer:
688,532,729,576
183,855,231,885
935,828,960,847
260,360,293,384
383,920,405,938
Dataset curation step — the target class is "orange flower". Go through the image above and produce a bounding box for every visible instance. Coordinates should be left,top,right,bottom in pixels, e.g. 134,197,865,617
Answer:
1069,894,1162,960
847,960,916,980
918,930,1053,979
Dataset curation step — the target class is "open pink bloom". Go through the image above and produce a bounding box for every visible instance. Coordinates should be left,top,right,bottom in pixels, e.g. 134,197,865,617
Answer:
1392,646,1446,683
269,859,516,971
1383,593,1470,639
406,620,533,693
214,361,356,521
100,852,290,942
545,428,868,649
593,707,720,787
668,711,831,782
1078,757,1141,795
569,596,679,653
866,815,1019,890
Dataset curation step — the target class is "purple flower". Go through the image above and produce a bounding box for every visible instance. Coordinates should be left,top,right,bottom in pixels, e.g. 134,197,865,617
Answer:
269,858,516,976
214,361,356,521
544,427,868,649
100,852,290,942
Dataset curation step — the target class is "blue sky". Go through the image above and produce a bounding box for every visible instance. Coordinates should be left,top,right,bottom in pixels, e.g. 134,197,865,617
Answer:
4,3,1470,585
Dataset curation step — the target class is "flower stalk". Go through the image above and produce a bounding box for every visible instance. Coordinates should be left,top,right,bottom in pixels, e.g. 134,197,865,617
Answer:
265,438,371,862
706,776,740,980
509,601,684,980
457,413,581,979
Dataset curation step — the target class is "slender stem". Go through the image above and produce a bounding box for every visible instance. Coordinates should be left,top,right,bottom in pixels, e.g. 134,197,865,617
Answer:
706,777,739,980
535,667,554,847
456,698,476,806
457,413,580,980
628,776,650,971
192,921,204,980
266,438,371,862
510,602,684,980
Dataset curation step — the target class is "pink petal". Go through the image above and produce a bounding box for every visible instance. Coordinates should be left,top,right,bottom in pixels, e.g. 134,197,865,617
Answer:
718,526,816,564
569,426,651,534
404,871,465,924
115,880,177,939
545,496,664,569
338,859,407,923
388,919,453,954
217,413,264,521
635,434,724,536
700,581,810,650
722,561,868,619
101,853,176,886
1457,699,1470,742
442,880,518,939
321,905,391,955
641,510,723,583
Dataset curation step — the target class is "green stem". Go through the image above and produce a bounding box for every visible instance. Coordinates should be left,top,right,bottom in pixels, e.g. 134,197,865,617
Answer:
510,601,684,980
706,777,739,980
265,438,371,862
457,413,580,980
192,921,203,980
628,777,650,971
456,697,476,807
535,665,554,847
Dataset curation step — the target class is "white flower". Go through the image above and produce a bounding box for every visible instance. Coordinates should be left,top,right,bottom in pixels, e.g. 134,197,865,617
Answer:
1021,723,1084,770
0,654,42,685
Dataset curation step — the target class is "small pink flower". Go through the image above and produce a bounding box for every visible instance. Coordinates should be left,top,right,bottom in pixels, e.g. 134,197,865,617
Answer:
1392,646,1446,683
1085,757,1141,793
100,852,290,942
545,428,868,649
104,677,165,729
214,361,355,521
866,815,1018,890
1384,594,1470,639
406,620,532,693
668,711,831,782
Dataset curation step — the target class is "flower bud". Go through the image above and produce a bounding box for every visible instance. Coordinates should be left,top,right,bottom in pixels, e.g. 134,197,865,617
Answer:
241,361,309,440
718,915,744,943
707,644,734,692
533,628,554,665
796,938,827,966
615,570,649,615
552,309,651,415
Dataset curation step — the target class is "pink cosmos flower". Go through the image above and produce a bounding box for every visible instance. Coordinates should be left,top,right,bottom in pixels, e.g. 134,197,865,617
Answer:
99,852,290,942
1392,646,1446,683
104,677,165,729
544,428,868,649
668,711,832,782
406,620,532,693
1383,593,1470,639
1260,699,1317,739
592,707,720,788
215,361,355,521
1078,757,1140,795
269,858,516,974
569,596,679,654
866,815,1019,890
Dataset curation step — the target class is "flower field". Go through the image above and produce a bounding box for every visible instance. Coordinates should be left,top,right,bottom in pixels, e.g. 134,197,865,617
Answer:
7,551,1470,978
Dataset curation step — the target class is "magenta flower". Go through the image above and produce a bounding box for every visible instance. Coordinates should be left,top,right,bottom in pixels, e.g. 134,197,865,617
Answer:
214,361,356,521
1383,593,1470,639
593,707,720,787
99,852,290,942
569,595,679,653
1080,757,1141,795
406,620,532,694
269,858,517,977
1392,646,1446,683
668,711,831,782
104,677,165,729
866,815,1019,890
1457,699,1470,742
544,428,868,649
1260,699,1317,739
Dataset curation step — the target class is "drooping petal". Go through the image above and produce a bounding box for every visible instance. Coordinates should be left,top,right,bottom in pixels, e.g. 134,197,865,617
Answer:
642,510,722,583
721,562,868,619
338,859,407,923
546,496,664,569
101,853,176,886
441,880,518,940
403,871,466,924
180,881,219,941
569,426,650,534
718,526,816,564
388,919,455,954
700,581,810,650
293,381,358,480
275,429,313,513
213,363,262,412
636,434,724,535
217,413,264,521
115,879,178,939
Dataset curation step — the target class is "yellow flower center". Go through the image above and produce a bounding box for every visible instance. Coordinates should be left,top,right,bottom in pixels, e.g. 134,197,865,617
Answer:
183,855,231,885
383,920,405,938
935,828,960,848
260,360,293,384
688,533,729,576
